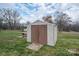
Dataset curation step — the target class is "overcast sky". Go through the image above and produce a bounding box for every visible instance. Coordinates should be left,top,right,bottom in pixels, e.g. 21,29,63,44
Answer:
0,3,79,23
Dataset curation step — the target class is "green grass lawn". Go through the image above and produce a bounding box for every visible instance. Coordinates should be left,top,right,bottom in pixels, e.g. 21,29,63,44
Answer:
0,30,79,56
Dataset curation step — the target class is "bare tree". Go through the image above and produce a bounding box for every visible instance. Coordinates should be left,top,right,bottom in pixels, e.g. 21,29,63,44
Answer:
12,10,21,29
0,18,3,31
0,8,21,30
71,21,79,32
42,15,53,23
55,11,71,31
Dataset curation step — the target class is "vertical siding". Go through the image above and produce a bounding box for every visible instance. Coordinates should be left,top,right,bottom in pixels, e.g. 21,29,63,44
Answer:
47,24,57,46
38,25,47,44
53,25,57,45
27,24,31,42
31,25,39,43
31,25,47,44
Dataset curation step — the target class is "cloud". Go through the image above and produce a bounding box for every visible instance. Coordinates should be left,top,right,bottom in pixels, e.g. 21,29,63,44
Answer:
0,3,79,23
17,3,79,23
63,4,79,21
0,3,16,9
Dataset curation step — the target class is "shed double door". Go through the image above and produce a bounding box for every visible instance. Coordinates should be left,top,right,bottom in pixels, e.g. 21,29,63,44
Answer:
31,25,47,44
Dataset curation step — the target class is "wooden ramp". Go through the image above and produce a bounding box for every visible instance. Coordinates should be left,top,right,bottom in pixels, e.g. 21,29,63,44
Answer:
27,43,43,51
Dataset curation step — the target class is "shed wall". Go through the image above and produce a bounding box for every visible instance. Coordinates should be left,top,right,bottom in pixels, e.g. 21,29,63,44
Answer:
27,24,31,42
47,24,57,46
53,25,57,45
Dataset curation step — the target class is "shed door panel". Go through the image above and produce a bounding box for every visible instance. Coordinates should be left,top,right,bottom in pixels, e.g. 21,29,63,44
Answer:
39,25,47,44
31,25,39,43
31,25,47,44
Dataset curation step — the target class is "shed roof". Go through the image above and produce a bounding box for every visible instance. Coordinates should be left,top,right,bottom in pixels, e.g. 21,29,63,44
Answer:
33,20,44,23
31,20,57,25
31,20,49,25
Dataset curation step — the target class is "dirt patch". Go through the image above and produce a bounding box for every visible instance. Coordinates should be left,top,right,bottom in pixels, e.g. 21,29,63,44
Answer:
67,48,79,55
27,43,43,51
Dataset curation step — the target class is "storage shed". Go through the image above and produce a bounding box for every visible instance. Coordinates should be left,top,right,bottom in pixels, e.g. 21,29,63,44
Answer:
26,20,57,46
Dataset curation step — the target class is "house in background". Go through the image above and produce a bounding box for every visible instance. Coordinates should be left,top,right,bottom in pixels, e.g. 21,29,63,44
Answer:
26,20,57,46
